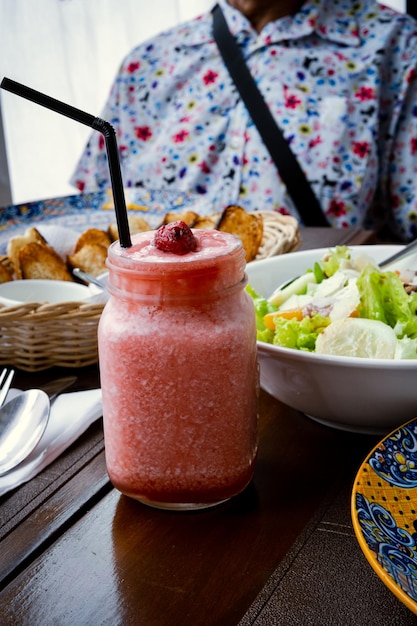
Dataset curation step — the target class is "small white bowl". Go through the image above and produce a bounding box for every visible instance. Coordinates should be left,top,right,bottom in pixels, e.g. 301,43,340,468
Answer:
0,279,91,306
246,244,417,435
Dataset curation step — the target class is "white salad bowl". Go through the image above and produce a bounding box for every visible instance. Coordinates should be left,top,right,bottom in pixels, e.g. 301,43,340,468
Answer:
0,279,91,306
246,244,417,435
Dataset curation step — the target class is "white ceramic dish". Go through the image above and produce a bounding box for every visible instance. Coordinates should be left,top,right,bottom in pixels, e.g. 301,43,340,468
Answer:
246,244,417,435
0,279,91,306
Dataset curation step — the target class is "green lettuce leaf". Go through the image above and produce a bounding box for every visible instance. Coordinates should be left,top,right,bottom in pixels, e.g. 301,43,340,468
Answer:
321,246,351,277
395,336,417,359
357,266,417,338
246,285,277,342
272,315,331,351
313,261,325,283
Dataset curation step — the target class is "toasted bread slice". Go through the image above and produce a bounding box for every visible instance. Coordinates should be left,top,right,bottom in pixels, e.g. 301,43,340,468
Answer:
161,211,199,227
102,190,148,213
0,256,14,283
74,228,112,253
193,213,221,229
19,242,74,281
216,205,263,262
108,216,151,241
67,243,108,277
7,227,48,278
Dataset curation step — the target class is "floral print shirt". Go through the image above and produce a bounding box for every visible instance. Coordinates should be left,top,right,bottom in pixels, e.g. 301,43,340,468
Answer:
71,0,417,241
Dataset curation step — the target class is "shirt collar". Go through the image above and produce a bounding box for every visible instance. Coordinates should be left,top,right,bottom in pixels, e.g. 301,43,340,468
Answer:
183,0,361,49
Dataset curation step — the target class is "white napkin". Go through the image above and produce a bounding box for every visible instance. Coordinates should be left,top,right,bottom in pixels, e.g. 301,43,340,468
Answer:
37,224,81,259
0,387,102,497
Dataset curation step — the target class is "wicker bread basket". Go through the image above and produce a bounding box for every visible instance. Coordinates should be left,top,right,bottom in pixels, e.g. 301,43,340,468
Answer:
0,301,104,372
0,211,300,372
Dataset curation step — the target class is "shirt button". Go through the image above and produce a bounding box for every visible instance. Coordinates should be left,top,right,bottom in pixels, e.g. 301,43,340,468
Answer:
230,137,241,149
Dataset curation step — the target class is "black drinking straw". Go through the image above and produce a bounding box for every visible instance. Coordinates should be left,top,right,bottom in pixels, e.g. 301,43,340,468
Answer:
0,77,132,247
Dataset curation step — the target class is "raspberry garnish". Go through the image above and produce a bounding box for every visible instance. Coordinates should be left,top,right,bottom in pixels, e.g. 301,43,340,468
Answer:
153,220,197,255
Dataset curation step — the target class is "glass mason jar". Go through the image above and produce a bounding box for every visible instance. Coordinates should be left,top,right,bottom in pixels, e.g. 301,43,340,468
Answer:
98,229,258,510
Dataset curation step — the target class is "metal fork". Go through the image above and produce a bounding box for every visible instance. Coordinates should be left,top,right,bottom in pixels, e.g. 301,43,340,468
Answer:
0,368,15,408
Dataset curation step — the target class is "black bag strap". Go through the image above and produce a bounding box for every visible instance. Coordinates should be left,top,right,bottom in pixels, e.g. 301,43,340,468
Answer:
212,3,328,226
407,1,417,20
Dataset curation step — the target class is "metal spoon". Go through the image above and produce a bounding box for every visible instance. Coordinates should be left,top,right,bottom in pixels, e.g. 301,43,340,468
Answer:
379,239,417,268
72,268,105,290
41,375,77,400
0,390,50,475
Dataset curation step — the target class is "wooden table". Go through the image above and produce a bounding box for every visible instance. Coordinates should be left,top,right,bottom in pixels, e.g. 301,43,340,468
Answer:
1,227,415,625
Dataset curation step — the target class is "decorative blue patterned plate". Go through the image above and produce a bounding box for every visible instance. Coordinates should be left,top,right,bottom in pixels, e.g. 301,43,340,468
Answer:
352,417,417,615
0,188,213,253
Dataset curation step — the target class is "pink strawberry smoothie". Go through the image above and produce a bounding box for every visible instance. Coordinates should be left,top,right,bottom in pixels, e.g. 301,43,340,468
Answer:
98,228,258,509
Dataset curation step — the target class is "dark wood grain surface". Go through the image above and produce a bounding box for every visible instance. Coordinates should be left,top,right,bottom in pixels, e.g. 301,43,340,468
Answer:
3,228,411,626
1,388,380,626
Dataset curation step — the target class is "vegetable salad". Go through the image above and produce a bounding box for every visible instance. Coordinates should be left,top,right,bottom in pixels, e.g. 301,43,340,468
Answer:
247,246,417,359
